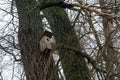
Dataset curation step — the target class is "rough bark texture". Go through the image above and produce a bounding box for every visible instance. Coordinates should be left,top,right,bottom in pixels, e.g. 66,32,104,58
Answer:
15,0,59,80
43,4,91,80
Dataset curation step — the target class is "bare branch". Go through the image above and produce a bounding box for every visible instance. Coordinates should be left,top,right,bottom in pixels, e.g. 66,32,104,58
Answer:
40,1,74,10
0,44,21,61
38,1,120,20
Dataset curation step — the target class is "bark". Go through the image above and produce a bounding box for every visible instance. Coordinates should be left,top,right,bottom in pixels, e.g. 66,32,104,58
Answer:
43,3,91,80
15,0,59,80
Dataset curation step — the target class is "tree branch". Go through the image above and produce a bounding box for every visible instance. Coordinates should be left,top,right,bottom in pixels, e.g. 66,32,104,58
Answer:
72,4,118,19
56,44,106,73
40,1,74,10
38,1,120,20
0,44,21,62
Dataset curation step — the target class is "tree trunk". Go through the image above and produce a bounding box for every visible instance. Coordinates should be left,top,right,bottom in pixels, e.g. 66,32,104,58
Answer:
43,5,91,80
15,0,59,80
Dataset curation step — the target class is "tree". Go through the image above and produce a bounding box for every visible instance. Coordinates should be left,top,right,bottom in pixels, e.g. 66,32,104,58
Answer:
0,0,120,80
15,0,60,80
43,4,91,80
15,0,91,80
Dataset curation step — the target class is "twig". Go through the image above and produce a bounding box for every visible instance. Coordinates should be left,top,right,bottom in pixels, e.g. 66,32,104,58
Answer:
0,44,21,61
72,4,118,19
